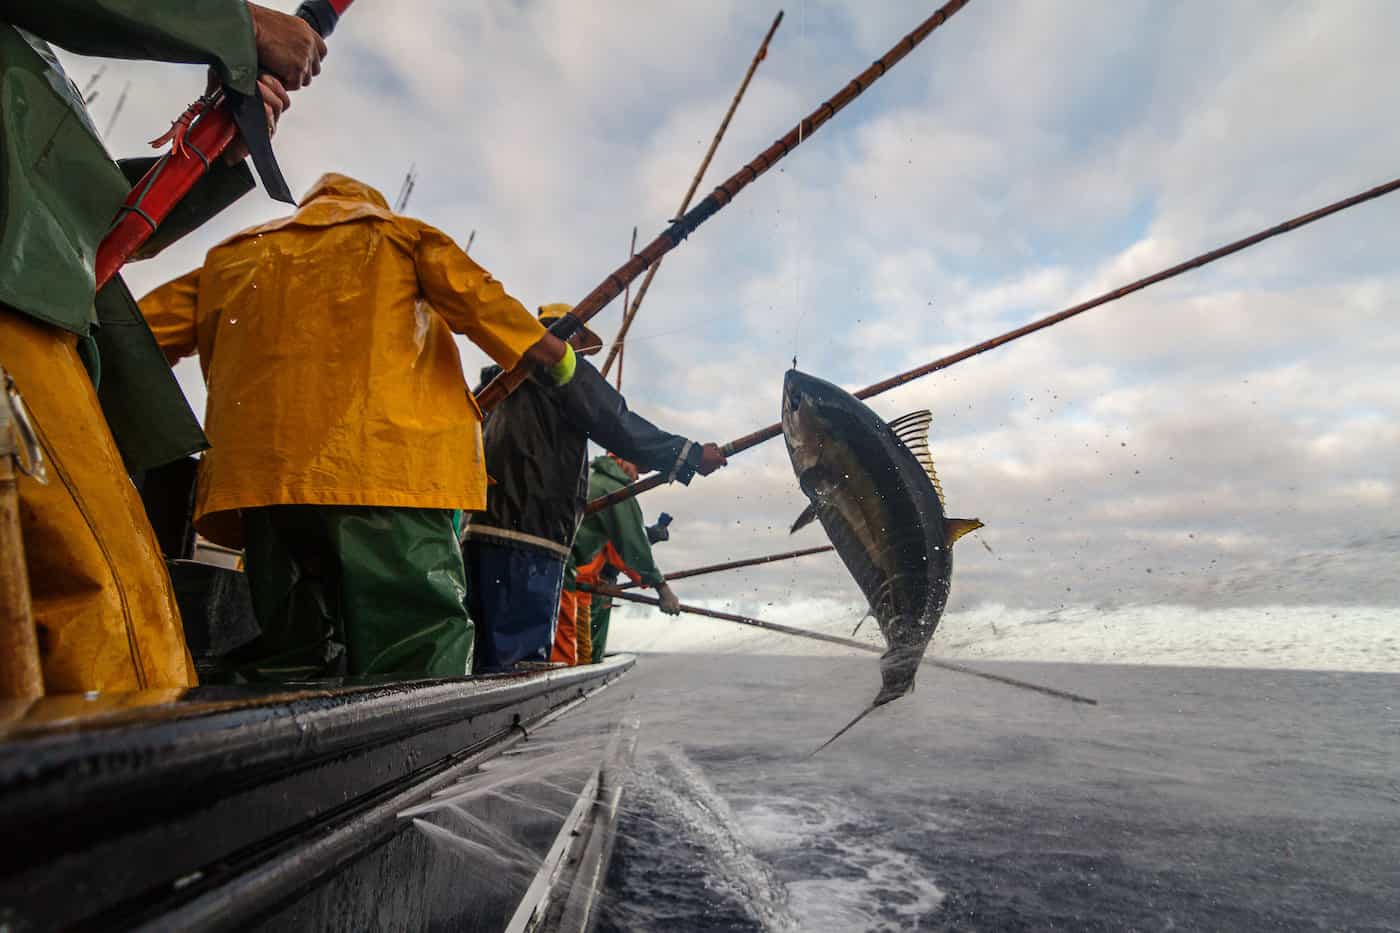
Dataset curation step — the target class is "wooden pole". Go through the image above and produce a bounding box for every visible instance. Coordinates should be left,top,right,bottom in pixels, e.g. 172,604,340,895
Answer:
476,0,974,412
617,544,833,589
615,225,637,390
582,583,1097,705
102,80,131,140
599,10,785,380
394,163,418,213
587,172,1400,514
82,65,106,105
0,369,44,699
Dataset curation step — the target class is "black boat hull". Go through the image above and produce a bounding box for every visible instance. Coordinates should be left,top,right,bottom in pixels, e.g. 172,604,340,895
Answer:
0,656,635,931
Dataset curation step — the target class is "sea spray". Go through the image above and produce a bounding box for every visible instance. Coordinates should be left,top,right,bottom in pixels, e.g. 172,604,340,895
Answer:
405,735,611,815
598,745,801,933
401,728,618,901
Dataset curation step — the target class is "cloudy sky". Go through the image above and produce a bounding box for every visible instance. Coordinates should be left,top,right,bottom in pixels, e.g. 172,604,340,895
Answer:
63,1,1400,620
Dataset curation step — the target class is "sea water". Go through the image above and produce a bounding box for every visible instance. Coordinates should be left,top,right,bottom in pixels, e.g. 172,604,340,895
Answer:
575,645,1398,932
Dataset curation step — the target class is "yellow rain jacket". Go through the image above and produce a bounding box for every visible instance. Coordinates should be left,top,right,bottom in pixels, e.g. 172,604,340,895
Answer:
140,174,546,548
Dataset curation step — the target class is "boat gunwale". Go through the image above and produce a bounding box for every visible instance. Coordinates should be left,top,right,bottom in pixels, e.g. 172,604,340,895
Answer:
0,655,636,838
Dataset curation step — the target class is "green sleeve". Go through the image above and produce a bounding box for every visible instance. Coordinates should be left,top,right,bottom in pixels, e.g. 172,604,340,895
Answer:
602,499,665,588
118,157,255,260
0,0,258,93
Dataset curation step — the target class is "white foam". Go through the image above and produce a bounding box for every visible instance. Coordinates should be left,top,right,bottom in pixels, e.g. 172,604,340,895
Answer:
734,795,947,932
608,600,1400,671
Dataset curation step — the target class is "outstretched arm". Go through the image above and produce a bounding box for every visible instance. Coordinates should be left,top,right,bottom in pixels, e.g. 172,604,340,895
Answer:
563,361,726,483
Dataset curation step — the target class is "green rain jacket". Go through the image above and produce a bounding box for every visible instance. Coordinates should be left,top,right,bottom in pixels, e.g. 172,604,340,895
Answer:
566,456,666,591
0,1,261,470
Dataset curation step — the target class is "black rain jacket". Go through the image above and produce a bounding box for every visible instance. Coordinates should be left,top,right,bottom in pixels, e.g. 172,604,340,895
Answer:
461,359,700,556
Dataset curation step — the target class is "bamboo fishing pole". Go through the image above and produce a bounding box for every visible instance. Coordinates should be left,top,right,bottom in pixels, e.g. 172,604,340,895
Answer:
476,0,973,412
599,9,785,380
588,172,1400,513
616,544,834,590
582,583,1097,706
615,225,638,390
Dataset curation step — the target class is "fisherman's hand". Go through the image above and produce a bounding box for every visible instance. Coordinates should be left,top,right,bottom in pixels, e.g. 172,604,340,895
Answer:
248,2,327,91
697,443,728,476
221,74,291,165
657,584,682,616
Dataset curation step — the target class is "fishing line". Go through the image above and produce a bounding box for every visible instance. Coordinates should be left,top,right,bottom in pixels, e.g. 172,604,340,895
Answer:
599,319,738,353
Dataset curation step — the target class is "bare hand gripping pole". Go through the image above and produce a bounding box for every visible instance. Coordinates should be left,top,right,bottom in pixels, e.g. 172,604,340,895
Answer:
588,172,1400,514
475,0,974,413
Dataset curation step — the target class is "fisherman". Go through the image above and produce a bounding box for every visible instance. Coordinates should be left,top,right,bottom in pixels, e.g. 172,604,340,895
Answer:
567,456,682,665
139,174,572,680
587,512,672,664
461,306,724,671
0,3,327,695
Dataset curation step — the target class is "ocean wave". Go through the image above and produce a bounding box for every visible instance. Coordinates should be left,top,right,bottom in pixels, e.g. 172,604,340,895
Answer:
608,601,1400,672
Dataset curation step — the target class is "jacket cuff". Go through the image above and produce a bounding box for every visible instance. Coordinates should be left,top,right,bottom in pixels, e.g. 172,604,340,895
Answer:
669,440,702,486
213,0,260,95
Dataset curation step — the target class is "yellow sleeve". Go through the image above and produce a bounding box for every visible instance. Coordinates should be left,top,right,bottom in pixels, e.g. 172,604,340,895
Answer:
413,224,547,370
138,268,202,366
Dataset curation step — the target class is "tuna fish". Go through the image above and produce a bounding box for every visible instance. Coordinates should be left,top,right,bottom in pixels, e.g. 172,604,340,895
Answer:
781,370,982,751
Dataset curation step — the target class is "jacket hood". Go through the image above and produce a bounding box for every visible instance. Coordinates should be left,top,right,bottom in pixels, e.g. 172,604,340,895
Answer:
298,173,391,211
592,455,632,483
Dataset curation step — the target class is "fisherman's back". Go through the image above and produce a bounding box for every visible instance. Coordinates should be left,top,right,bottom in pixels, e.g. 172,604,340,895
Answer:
142,173,554,680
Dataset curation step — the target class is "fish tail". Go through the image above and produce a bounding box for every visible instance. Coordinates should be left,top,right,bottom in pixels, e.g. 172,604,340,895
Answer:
809,702,883,757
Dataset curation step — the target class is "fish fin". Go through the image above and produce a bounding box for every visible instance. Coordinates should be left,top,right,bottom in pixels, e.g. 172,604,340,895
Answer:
887,410,944,508
944,517,984,546
789,501,819,534
809,702,883,757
